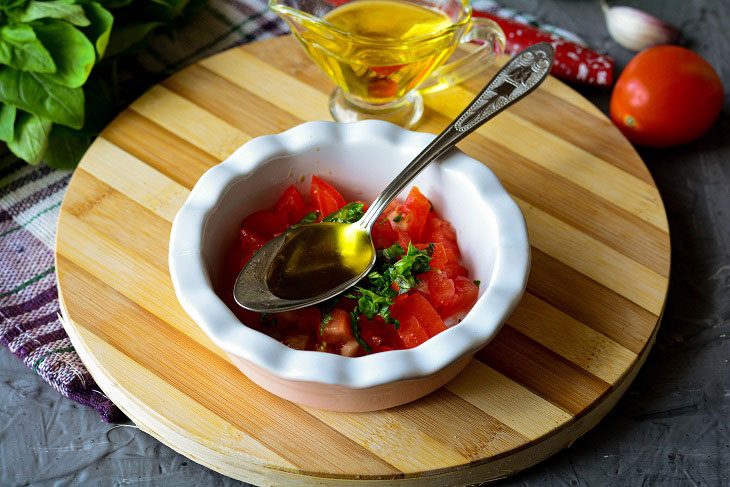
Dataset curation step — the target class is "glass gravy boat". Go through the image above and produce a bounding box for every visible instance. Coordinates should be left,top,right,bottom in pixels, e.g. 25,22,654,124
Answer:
270,0,506,128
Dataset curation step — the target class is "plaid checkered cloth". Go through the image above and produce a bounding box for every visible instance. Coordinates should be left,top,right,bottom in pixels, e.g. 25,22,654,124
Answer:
0,0,588,422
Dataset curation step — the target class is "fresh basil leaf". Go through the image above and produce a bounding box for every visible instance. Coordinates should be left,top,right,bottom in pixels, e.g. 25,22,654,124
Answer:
14,0,90,26
289,211,317,229
43,123,90,169
322,202,364,223
0,104,16,142
349,312,371,354
6,111,51,165
80,2,112,58
381,242,404,262
0,24,56,73
33,20,95,88
105,21,163,58
319,311,332,335
0,67,84,128
348,287,398,327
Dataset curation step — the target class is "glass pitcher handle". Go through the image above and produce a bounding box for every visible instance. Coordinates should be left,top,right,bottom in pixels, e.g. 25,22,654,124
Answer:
417,18,507,95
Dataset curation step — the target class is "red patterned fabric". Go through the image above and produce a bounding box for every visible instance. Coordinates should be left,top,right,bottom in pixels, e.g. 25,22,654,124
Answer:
473,11,614,87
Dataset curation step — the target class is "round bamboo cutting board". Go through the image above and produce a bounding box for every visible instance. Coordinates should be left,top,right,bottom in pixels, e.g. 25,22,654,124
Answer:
56,36,670,486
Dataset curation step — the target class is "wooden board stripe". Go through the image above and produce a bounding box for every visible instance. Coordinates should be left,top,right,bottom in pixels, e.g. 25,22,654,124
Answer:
445,360,573,439
417,110,670,277
102,110,218,189
163,64,303,138
472,82,655,184
55,36,669,484
130,85,251,161
477,326,612,415
507,292,637,384
73,328,298,469
424,87,666,232
80,138,190,222
528,248,658,355
199,49,332,122
515,196,667,315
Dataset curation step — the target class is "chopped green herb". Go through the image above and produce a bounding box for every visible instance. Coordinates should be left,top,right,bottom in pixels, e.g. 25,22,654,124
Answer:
384,243,432,294
346,242,434,333
289,211,318,229
393,214,403,222
350,312,371,354
381,242,404,261
319,311,333,335
347,287,398,328
474,280,481,287
322,202,365,223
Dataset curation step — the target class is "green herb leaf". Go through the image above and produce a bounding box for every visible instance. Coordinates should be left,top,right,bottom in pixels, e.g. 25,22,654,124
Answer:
0,24,56,73
14,0,90,26
383,243,432,293
347,287,399,328
392,214,402,222
322,202,364,223
349,312,371,354
43,123,90,169
381,242,404,262
319,311,332,335
80,2,113,59
0,103,16,142
474,280,480,287
0,67,84,128
289,211,317,229
33,20,95,88
6,111,51,165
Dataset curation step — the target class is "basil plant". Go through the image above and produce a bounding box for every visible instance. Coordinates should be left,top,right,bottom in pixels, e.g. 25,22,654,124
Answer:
0,0,202,168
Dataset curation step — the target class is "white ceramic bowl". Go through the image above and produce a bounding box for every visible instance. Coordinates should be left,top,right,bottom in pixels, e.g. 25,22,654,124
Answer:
169,120,529,412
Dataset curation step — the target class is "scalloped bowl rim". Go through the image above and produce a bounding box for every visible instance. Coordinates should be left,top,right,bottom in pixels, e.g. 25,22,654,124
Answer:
169,120,529,389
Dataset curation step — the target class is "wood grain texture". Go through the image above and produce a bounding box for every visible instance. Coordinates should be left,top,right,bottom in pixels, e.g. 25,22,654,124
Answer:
55,35,670,485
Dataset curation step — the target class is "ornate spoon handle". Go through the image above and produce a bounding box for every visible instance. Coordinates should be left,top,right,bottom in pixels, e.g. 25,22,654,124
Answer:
358,42,554,230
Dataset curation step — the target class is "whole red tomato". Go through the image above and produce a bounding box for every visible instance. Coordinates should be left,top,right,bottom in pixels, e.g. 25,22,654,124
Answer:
610,46,724,148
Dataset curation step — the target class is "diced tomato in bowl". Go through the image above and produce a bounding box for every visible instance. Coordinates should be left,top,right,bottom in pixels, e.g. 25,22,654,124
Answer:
223,175,482,357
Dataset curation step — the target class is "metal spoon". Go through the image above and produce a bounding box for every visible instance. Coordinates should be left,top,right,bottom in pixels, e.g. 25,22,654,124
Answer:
234,42,554,313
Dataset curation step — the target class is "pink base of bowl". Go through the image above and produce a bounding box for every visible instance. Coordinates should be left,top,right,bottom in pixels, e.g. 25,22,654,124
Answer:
227,353,474,412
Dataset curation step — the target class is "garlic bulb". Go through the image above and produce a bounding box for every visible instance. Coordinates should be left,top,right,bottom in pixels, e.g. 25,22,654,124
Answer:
602,1,680,51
